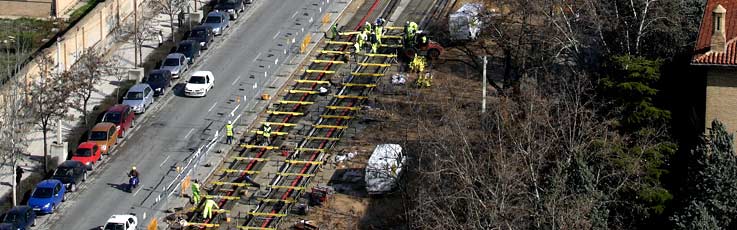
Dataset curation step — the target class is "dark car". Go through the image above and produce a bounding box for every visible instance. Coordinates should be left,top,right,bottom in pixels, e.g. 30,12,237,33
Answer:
215,0,244,20
1,206,36,229
174,40,202,64
144,70,172,96
185,26,214,50
50,160,87,192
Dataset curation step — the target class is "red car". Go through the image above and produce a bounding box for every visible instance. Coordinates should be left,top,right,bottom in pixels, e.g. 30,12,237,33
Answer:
102,104,136,138
71,142,102,170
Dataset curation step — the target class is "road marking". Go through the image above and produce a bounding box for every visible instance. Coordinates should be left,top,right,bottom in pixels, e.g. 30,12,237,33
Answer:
233,113,243,124
208,102,218,112
232,75,241,85
253,82,258,89
133,185,143,196
273,31,280,39
184,128,195,139
252,52,262,63
291,11,298,19
159,155,170,167
230,103,241,116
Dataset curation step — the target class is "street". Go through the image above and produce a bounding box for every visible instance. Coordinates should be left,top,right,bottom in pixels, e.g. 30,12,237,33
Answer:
35,0,321,228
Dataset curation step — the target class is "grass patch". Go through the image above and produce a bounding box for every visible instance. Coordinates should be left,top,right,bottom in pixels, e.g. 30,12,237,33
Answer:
0,18,57,82
68,0,101,23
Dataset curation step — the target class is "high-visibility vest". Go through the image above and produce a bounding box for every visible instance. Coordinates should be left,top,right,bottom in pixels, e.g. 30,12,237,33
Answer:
191,182,200,194
225,124,233,136
263,126,272,137
374,26,383,43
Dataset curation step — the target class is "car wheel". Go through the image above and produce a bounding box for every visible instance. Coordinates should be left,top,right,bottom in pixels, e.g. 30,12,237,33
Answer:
120,129,126,138
70,183,76,192
62,193,66,202
141,106,146,114
50,204,55,213
31,218,36,226
89,162,95,171
83,172,87,181
131,119,135,128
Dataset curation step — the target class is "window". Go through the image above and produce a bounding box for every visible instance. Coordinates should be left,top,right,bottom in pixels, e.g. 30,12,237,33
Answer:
103,112,122,123
189,76,207,84
125,92,144,100
109,127,116,138
54,184,60,194
32,188,53,198
145,87,151,96
163,58,180,66
75,148,92,157
206,16,221,23
90,131,108,141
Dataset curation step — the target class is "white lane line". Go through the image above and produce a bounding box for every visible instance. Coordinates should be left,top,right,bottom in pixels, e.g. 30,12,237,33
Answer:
159,155,170,168
273,31,280,40
208,102,218,112
232,75,242,85
184,128,195,139
291,11,298,19
230,103,241,116
252,52,262,63
133,185,143,196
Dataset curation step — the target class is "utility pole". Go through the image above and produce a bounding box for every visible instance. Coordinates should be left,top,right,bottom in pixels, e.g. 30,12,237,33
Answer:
134,0,139,67
482,55,487,113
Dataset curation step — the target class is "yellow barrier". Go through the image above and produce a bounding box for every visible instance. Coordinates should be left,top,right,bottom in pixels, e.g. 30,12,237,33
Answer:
295,147,326,153
278,100,315,105
313,124,349,129
266,110,305,116
320,50,351,55
295,79,331,84
261,121,300,126
325,105,361,110
343,83,377,87
147,219,157,230
284,160,325,165
300,34,312,54
306,69,336,74
288,90,317,95
251,130,289,136
240,145,280,150
326,41,353,45
312,59,345,64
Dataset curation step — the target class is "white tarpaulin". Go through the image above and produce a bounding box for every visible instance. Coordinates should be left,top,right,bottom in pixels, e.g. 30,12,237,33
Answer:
365,144,405,194
449,3,484,41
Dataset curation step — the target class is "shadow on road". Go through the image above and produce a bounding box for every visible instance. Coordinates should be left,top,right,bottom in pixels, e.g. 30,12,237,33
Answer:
106,182,130,193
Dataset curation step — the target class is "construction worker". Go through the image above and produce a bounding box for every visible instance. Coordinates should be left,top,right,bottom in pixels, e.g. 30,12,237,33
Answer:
420,34,428,46
330,23,339,39
225,120,234,144
202,199,219,219
374,20,384,45
371,42,378,54
358,30,368,53
363,22,372,35
191,179,201,205
261,123,272,145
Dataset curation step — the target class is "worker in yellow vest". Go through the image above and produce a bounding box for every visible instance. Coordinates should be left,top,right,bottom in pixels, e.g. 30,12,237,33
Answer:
261,123,272,145
202,199,219,219
374,23,384,45
191,179,201,205
225,120,234,144
358,30,368,53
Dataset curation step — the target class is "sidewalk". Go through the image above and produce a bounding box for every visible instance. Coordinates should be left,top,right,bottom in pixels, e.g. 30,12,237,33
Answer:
0,0,198,208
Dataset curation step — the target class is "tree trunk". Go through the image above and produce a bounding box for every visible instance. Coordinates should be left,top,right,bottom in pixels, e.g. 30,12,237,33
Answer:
12,160,17,206
83,92,90,126
42,127,48,174
170,14,176,43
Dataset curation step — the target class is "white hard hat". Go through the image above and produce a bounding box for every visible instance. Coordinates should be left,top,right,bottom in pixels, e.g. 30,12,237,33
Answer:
228,120,232,124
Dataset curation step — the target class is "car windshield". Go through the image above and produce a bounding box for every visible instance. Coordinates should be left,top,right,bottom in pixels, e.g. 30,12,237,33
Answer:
2,212,18,222
205,16,221,24
177,44,191,53
189,76,207,84
193,30,207,37
104,223,125,230
89,131,108,141
32,187,53,198
75,148,92,157
148,73,164,82
163,58,180,66
218,3,235,8
125,91,144,100
54,167,74,177
103,112,122,123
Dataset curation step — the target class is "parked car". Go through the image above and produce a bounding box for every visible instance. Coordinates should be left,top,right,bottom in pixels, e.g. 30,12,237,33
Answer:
184,26,214,50
144,70,173,96
122,84,154,114
51,160,87,192
27,179,66,214
102,214,137,230
160,53,189,79
174,40,202,64
89,122,120,154
202,11,229,36
1,205,36,229
102,104,135,138
72,141,102,170
215,0,245,20
184,71,215,97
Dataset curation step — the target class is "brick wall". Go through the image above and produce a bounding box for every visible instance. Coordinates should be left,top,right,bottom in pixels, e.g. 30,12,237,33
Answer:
705,68,737,136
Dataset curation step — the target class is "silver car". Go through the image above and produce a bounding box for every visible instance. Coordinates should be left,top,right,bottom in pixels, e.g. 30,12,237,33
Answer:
160,53,188,79
122,84,155,113
202,11,230,36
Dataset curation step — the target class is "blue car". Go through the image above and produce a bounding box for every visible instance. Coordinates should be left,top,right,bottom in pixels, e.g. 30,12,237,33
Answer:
1,205,36,229
27,179,66,214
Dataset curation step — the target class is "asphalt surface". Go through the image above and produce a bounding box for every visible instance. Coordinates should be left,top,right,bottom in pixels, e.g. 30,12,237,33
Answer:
37,0,328,229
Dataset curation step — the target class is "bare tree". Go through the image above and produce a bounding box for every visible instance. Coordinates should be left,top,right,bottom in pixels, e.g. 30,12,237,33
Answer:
28,55,72,173
0,77,30,206
148,0,187,42
70,47,114,126
121,8,157,67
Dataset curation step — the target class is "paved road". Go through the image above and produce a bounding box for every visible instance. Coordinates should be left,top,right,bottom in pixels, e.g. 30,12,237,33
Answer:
38,0,329,229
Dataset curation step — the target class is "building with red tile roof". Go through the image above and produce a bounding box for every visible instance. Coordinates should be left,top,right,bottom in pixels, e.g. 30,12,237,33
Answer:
694,1,737,133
